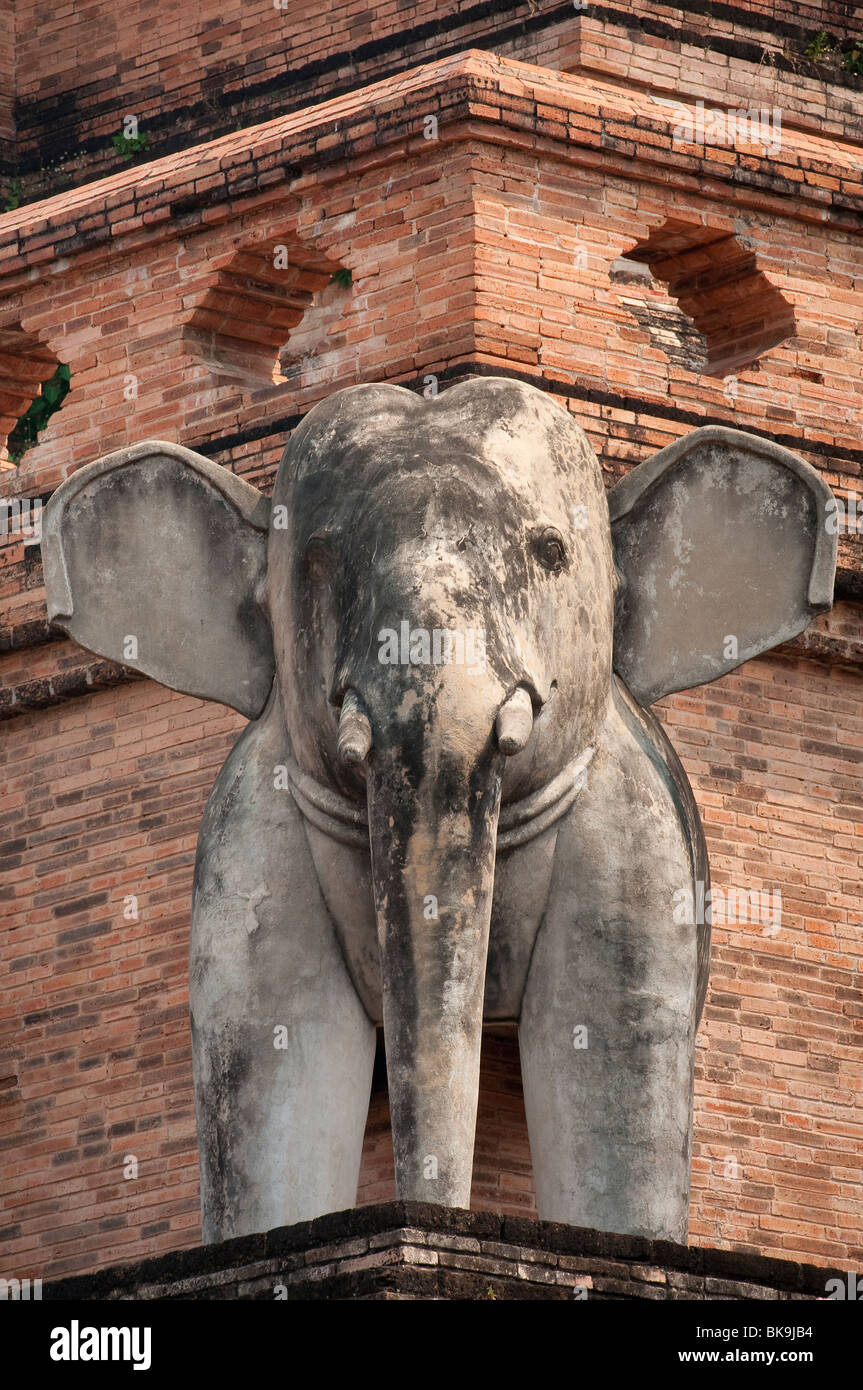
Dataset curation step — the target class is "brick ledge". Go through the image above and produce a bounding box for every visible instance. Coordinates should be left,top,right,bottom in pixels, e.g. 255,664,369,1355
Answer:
42,1201,845,1301
1,47,860,285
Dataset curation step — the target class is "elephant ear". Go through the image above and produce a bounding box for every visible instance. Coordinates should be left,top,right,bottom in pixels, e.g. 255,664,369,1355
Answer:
43,441,274,719
609,427,836,705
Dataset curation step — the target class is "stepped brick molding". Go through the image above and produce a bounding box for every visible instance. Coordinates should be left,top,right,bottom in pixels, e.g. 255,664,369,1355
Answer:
41,1202,847,1301
3,48,862,276
0,52,860,500
5,1,861,193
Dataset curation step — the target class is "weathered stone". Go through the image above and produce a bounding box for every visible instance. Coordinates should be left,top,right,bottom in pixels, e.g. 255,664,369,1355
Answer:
43,1203,845,1302
436,1251,521,1278
667,1270,706,1293
481,1240,552,1263
429,1234,483,1255
705,1277,780,1300
302,1238,368,1265
400,1246,439,1267
516,1262,557,1284
335,1249,408,1275
43,379,837,1246
630,1264,668,1284
368,1227,429,1251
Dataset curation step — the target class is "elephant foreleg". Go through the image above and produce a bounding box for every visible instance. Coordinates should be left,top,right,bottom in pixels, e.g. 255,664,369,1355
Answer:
518,688,704,1243
190,690,376,1242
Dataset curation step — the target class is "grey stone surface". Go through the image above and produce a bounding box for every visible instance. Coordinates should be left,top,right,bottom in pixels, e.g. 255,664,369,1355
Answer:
610,426,836,705
43,378,836,1246
43,1201,844,1302
43,441,274,718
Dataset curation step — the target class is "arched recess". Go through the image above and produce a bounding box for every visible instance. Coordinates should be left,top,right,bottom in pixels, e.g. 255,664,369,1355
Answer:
613,219,796,378
0,326,67,468
182,236,347,388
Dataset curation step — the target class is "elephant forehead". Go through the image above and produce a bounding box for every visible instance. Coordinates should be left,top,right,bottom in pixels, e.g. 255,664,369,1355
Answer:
429,377,597,483
278,377,600,502
282,382,422,484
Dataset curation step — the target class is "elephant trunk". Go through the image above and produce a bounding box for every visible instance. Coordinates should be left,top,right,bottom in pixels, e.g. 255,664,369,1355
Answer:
360,676,523,1206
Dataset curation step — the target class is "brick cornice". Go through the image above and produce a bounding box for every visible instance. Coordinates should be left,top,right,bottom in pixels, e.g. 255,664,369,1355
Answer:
0,659,145,719
9,1,861,191
1,50,860,292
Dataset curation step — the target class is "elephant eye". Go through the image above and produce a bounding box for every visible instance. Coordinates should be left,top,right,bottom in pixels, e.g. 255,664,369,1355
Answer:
533,527,568,573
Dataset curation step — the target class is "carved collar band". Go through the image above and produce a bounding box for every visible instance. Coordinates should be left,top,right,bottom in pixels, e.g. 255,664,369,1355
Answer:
287,748,595,853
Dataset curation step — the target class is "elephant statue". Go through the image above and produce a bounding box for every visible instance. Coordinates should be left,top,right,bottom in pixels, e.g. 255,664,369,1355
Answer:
42,378,836,1244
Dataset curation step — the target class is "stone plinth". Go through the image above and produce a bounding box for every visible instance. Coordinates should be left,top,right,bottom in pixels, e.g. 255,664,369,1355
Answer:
43,1204,841,1301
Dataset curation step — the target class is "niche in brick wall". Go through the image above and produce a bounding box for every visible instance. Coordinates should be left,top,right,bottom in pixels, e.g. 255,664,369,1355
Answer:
613,220,795,378
182,237,346,388
0,325,64,468
278,273,355,387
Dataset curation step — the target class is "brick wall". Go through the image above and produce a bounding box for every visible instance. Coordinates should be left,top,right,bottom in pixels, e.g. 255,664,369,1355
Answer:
0,3,14,156
5,1,862,198
665,647,863,1266
1,33,861,1282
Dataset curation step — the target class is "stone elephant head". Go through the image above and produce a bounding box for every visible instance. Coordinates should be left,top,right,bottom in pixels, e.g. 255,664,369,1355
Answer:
42,378,835,1242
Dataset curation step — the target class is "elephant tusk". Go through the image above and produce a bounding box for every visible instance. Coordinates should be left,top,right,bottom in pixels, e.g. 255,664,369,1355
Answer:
496,686,534,756
338,690,373,765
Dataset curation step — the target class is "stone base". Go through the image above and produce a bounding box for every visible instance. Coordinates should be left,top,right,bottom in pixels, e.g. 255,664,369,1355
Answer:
44,1204,841,1301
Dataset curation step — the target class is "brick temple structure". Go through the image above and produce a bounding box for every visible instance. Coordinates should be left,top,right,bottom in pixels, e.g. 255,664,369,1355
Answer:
1,2,861,1284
